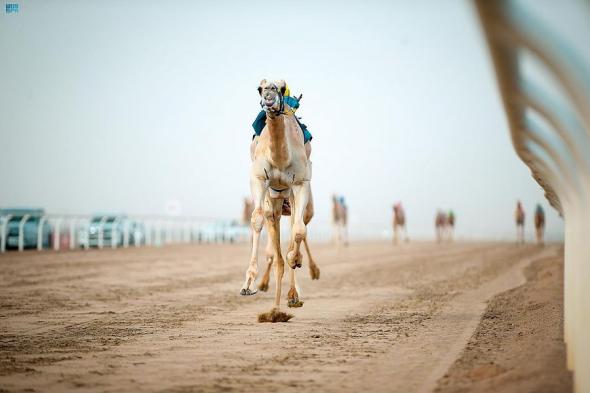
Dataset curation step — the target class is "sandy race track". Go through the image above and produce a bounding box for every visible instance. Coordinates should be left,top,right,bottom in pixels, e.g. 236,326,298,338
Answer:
0,241,571,392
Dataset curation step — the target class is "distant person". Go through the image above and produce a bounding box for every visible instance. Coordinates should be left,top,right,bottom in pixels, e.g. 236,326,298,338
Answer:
392,202,409,244
534,204,545,245
515,201,525,244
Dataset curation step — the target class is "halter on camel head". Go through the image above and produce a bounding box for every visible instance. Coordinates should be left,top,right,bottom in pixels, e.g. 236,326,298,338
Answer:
258,79,297,117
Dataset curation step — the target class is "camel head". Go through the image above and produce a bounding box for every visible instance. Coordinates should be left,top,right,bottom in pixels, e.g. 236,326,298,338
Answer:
258,79,287,116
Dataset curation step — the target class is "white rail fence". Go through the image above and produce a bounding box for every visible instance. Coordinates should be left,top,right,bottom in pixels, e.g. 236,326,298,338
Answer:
475,1,590,391
0,214,249,253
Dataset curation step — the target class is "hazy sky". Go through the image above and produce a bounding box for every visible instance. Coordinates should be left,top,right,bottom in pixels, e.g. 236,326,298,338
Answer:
1,0,574,240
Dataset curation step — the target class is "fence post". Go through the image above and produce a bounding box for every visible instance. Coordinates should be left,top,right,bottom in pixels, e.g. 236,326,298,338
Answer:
166,221,172,245
38,216,48,251
53,218,62,251
155,220,163,247
145,221,152,246
83,218,90,250
97,216,108,249
183,221,190,243
111,216,121,249
1,214,12,253
18,214,31,252
69,218,77,250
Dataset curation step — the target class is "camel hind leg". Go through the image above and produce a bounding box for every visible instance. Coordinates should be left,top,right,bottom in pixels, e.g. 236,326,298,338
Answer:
302,189,320,280
286,183,310,269
304,238,320,280
258,233,273,292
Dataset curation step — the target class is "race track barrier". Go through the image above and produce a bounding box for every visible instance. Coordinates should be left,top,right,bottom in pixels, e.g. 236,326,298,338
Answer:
0,214,250,253
475,1,590,390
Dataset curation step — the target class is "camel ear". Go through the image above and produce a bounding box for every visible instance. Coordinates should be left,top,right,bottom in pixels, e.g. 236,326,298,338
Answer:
258,79,267,95
277,79,286,95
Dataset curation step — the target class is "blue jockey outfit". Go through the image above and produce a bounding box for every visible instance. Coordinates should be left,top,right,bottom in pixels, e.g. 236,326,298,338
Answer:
252,95,313,143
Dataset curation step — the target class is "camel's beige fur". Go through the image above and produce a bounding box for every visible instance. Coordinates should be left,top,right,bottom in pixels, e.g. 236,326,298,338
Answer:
240,79,318,322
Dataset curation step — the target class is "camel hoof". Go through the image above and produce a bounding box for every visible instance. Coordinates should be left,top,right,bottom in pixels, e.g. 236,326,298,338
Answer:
240,288,258,296
287,250,302,269
309,266,320,280
258,282,269,292
258,309,293,323
286,253,295,268
288,299,304,308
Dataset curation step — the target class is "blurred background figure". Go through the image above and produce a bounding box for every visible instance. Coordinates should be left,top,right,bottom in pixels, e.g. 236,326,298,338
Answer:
392,202,408,245
435,210,447,243
447,210,455,242
515,201,525,244
242,197,254,227
534,204,545,246
242,197,254,241
332,195,348,247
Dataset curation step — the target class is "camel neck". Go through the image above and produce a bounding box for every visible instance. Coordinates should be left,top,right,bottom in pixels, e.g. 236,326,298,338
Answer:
266,114,290,167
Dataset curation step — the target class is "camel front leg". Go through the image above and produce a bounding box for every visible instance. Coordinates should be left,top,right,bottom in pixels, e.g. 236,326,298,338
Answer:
265,197,284,309
258,197,293,322
287,267,304,308
516,225,524,244
240,176,266,295
286,182,310,269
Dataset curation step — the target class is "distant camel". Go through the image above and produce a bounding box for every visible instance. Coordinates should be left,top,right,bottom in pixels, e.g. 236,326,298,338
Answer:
515,201,525,244
392,202,408,244
240,79,319,323
332,195,348,246
242,197,254,242
435,210,447,243
534,204,545,245
447,210,455,242
242,197,253,226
